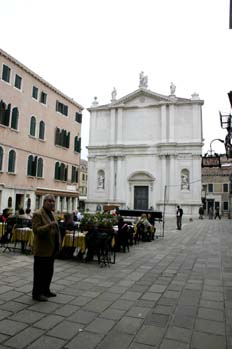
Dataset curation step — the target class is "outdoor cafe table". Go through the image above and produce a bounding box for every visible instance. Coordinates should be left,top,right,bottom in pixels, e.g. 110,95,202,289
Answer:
0,222,6,238
62,231,86,253
11,226,34,248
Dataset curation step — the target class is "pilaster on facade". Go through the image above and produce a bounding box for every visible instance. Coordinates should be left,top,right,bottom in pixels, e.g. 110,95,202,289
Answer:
169,104,175,142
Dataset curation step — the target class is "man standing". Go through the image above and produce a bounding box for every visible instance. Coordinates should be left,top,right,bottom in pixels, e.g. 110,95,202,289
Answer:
32,195,61,301
176,205,183,230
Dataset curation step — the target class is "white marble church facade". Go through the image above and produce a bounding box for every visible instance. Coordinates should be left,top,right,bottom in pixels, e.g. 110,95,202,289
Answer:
86,74,204,217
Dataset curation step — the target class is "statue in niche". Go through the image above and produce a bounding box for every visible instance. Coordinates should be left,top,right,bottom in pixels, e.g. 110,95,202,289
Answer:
111,87,117,101
170,82,176,95
181,171,189,190
97,173,105,189
139,71,148,89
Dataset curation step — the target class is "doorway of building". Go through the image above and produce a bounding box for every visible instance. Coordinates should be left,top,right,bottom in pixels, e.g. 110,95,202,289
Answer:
15,194,24,211
134,186,148,210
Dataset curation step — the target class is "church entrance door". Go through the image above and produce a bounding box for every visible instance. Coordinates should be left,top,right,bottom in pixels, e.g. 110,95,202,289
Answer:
134,186,148,210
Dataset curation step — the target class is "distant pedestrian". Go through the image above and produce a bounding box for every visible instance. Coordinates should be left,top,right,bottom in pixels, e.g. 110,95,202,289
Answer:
176,205,183,230
199,206,204,219
208,207,214,219
215,207,221,220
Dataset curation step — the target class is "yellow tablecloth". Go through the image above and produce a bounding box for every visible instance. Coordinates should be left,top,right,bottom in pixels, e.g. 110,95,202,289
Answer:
62,232,86,253
12,226,34,247
0,223,6,238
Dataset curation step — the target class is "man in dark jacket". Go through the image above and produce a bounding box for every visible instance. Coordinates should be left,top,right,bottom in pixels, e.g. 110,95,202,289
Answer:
176,205,183,230
32,195,61,301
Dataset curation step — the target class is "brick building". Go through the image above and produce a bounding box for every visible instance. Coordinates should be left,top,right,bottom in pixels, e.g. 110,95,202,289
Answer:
0,49,83,213
202,155,232,217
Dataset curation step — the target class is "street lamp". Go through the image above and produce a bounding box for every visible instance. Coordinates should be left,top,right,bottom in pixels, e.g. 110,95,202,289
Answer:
209,138,224,155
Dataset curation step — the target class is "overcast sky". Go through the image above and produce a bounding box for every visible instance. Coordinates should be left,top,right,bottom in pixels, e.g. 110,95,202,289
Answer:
1,0,231,159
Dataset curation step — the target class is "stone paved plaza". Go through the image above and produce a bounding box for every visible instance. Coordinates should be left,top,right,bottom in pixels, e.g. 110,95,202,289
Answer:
0,218,232,349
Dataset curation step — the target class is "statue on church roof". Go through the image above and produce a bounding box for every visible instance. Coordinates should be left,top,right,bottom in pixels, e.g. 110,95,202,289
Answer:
139,71,148,89
170,82,176,95
91,96,99,107
111,87,117,102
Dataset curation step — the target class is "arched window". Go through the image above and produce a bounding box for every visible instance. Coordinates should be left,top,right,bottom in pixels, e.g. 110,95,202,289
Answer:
30,116,36,136
8,150,16,173
0,146,3,171
37,158,43,178
39,120,45,140
8,196,12,208
27,155,33,176
11,107,19,130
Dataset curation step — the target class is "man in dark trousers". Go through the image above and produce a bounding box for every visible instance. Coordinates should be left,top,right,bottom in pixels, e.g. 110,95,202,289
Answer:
32,195,61,301
176,205,183,230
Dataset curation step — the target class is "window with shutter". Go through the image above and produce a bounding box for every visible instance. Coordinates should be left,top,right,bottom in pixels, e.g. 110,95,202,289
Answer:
0,147,3,171
37,158,43,177
14,74,22,89
27,155,33,176
8,150,16,173
32,86,38,99
39,121,45,140
30,116,36,136
11,107,19,130
2,64,11,83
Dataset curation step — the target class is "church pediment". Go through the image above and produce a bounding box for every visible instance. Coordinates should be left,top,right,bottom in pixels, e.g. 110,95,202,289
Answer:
112,89,172,108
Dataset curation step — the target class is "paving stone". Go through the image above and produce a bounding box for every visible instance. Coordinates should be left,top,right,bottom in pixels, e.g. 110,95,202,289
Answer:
3,327,44,349
0,319,27,335
165,326,192,343
34,314,64,329
199,299,224,310
197,307,224,321
54,304,79,316
159,339,189,349
144,312,170,327
153,304,175,315
68,310,97,324
65,331,104,349
0,301,27,313
126,306,151,319
100,308,126,320
135,325,165,346
128,343,156,349
97,330,133,349
195,318,225,336
86,317,115,334
9,309,45,324
191,331,227,349
141,292,161,301
201,291,224,301
175,305,197,317
47,320,83,339
70,296,92,306
120,291,142,301
148,284,167,293
83,299,112,313
114,316,143,334
172,315,195,329
27,335,66,348
111,299,134,310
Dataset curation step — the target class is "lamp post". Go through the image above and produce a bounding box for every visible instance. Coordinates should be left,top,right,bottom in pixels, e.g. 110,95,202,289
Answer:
209,138,224,156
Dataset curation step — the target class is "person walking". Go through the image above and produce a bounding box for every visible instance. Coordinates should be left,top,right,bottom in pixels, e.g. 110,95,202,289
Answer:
32,194,61,301
176,205,183,230
215,207,221,220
